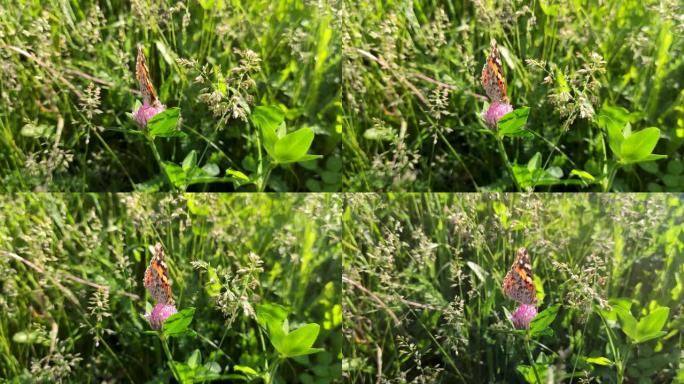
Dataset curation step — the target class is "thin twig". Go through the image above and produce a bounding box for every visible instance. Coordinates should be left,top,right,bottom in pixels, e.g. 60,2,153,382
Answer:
342,276,401,326
1,250,140,300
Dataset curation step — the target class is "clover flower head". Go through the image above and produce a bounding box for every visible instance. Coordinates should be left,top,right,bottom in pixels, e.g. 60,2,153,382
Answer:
133,102,165,128
146,303,177,330
511,304,537,329
482,101,513,129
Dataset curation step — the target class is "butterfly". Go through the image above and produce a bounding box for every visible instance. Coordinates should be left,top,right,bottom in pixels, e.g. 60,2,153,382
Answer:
136,46,163,108
144,243,174,305
481,38,509,104
502,247,537,305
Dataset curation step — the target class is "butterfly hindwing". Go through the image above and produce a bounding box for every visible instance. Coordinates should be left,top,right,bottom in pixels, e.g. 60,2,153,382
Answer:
144,243,174,305
136,46,161,107
481,39,509,103
502,247,537,305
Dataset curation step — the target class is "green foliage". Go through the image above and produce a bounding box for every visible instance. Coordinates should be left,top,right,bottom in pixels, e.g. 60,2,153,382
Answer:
343,1,683,191
343,194,683,382
0,0,341,192
163,308,196,338
0,194,342,383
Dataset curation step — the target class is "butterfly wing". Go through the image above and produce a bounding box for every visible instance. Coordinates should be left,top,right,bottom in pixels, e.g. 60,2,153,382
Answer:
136,46,160,107
502,247,537,305
144,243,174,305
481,39,509,103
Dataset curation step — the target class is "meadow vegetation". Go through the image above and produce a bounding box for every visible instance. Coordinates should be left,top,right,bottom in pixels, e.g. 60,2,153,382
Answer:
343,0,684,191
343,193,682,382
0,0,341,192
0,193,342,383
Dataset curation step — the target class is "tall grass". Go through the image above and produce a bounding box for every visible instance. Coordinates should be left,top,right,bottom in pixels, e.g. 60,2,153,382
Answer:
0,193,342,382
0,0,341,192
343,0,684,191
342,193,682,382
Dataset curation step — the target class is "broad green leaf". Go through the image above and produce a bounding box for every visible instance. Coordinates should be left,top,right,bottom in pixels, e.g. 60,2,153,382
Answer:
148,107,185,138
635,307,669,343
620,127,661,163
530,304,560,337
527,152,542,171
597,104,630,133
182,150,197,172
279,323,322,357
586,356,613,366
163,307,195,337
251,106,284,157
20,123,53,138
615,306,638,341
273,127,316,164
202,163,220,177
498,107,531,138
516,363,548,383
256,303,289,333
162,161,186,189
187,349,201,369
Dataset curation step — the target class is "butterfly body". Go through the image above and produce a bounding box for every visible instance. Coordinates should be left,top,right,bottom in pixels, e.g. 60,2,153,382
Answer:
136,47,162,108
481,39,509,104
144,243,174,305
502,247,537,305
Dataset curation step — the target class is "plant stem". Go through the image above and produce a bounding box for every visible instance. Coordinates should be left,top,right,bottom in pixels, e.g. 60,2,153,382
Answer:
524,333,542,384
159,334,181,382
496,133,522,191
258,163,275,192
146,134,173,189
267,357,282,384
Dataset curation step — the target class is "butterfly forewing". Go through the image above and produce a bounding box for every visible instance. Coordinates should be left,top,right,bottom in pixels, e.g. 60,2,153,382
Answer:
136,46,160,107
481,39,509,103
502,247,537,305
144,243,174,305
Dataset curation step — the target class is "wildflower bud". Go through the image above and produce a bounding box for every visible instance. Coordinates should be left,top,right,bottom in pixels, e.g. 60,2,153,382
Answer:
482,101,513,129
146,303,177,330
133,103,166,128
511,304,537,329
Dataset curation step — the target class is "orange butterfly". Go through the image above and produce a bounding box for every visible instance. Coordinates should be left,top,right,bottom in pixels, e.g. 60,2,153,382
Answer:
136,46,163,108
481,39,509,104
502,247,537,305
144,243,174,305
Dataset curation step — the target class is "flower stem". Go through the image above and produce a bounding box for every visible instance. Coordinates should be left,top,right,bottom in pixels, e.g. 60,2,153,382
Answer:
146,134,173,189
524,333,542,384
496,133,522,191
159,334,181,382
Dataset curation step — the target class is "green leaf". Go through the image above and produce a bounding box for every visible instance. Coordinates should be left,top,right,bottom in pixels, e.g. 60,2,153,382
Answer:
529,304,560,337
615,307,638,341
585,356,613,366
202,163,220,177
163,307,195,337
635,307,669,343
256,303,289,331
251,106,284,157
570,169,596,182
278,323,323,358
187,349,201,369
148,108,185,138
273,127,316,164
516,363,548,383
182,150,198,172
162,161,187,189
498,107,531,138
620,127,662,163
